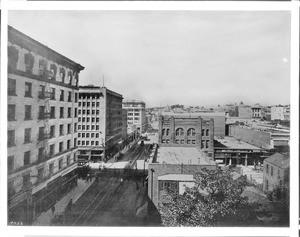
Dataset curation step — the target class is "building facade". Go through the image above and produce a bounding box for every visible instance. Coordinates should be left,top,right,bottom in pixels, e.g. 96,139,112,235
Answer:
8,26,84,224
271,105,290,121
122,100,146,134
263,153,289,192
77,86,124,162
251,106,262,119
158,114,214,155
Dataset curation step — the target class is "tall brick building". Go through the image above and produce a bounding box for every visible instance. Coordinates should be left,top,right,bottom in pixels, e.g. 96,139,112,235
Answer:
8,26,84,224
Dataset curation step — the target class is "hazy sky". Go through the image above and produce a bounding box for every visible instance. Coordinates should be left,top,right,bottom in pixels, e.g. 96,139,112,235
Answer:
8,11,291,107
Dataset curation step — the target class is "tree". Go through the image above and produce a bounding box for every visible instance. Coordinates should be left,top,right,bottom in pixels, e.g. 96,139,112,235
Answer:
159,169,256,227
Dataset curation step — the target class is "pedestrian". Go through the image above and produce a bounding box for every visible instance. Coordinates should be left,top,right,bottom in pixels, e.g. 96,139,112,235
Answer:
85,173,90,183
89,174,92,182
51,205,55,215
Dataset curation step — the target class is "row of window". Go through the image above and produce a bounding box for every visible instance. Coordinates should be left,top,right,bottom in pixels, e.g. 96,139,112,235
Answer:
162,128,210,137
7,124,77,147
8,79,78,102
78,132,100,138
161,139,210,148
8,46,77,85
78,140,100,146
78,109,100,115
78,102,100,107
127,113,140,116
78,117,100,123
78,125,100,131
8,139,76,173
8,104,77,121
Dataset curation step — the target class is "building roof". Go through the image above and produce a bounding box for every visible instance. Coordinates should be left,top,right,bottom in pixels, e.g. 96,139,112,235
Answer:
79,86,123,98
264,153,289,169
157,146,216,165
158,174,194,181
8,25,84,72
161,111,225,117
214,136,261,150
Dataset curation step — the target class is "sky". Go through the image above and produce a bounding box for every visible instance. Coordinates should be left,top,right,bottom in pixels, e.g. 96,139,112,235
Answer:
8,11,291,108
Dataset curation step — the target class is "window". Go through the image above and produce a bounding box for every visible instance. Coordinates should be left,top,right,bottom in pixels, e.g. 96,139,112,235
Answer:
22,173,31,189
59,124,64,136
8,130,16,147
92,102,95,107
59,142,64,152
78,109,81,115
201,140,205,149
96,118,99,122
38,127,45,141
8,79,17,96
49,163,54,176
87,117,90,122
96,102,100,107
92,118,95,122
74,123,77,132
82,118,86,122
78,117,81,122
87,110,90,115
82,141,85,146
38,147,44,160
74,108,77,117
91,141,94,146
8,156,14,172
60,90,64,101
83,110,86,115
51,88,55,100
8,104,16,121
59,159,63,170
75,93,78,102
38,106,45,119
96,141,99,146
206,129,209,136
266,164,269,174
91,133,94,138
50,125,55,138
96,110,99,115
50,106,55,119
49,144,55,156
91,125,95,130
74,138,77,147
82,125,85,130
162,129,165,136
24,151,31,166
96,133,99,138
79,102,82,107
68,91,72,102
78,133,81,137
24,128,31,144
25,82,32,97
92,110,95,115
68,107,72,118
67,155,71,166
78,125,81,130
82,133,85,138
206,140,209,148
86,133,90,138
87,125,90,130
60,107,64,118
175,128,184,136
187,128,195,136
83,102,86,107
37,168,44,181
67,124,71,134
78,141,81,145
38,85,46,99
87,102,90,107
86,141,90,146
96,125,99,130
24,105,32,120
67,140,71,149
166,129,170,136
271,166,273,176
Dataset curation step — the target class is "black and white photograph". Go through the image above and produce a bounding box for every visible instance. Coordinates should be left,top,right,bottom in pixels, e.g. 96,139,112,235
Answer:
5,7,294,233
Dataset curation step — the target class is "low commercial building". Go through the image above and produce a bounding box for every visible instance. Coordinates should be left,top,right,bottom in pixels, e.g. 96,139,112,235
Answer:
148,146,217,208
77,86,124,162
8,26,84,224
263,153,289,192
271,105,290,121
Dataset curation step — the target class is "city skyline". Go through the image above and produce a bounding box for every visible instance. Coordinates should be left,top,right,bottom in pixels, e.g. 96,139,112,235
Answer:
8,11,291,107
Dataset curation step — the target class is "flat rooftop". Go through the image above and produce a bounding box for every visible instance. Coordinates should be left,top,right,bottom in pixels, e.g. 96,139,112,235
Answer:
161,111,225,117
214,136,260,150
157,146,216,165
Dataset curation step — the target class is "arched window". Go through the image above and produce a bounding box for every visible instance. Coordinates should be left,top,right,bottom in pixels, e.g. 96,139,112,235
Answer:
206,129,209,136
187,128,195,136
68,71,73,85
201,129,205,136
24,53,34,73
8,46,19,70
39,59,47,76
50,64,57,80
166,129,170,136
60,68,66,83
175,128,184,136
162,129,165,136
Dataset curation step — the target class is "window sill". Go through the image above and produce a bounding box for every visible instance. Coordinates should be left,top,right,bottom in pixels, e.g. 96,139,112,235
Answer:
24,118,33,121
23,141,32,145
8,93,17,97
24,95,33,98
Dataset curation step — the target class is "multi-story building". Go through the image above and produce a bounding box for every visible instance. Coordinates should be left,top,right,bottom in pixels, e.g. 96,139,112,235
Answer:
251,105,262,119
122,109,128,141
263,153,289,192
122,100,146,134
271,105,290,121
238,106,252,119
77,86,124,162
8,26,84,224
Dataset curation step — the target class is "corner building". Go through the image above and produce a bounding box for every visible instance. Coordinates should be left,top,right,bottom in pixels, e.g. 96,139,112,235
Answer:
122,100,146,134
7,26,84,224
77,86,124,161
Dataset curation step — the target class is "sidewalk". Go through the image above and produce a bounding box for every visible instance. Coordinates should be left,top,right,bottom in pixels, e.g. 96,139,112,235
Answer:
32,178,94,226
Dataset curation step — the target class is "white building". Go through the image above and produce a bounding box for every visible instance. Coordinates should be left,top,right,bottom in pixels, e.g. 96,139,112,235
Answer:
271,105,290,121
122,100,146,134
